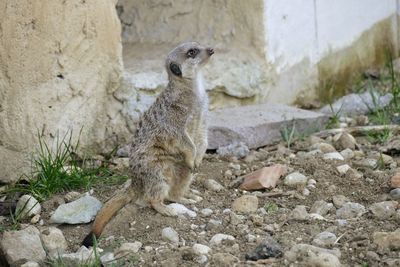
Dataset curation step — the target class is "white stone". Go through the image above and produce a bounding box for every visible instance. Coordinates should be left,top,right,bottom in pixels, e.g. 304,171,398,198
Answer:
284,172,308,187
203,179,224,192
336,164,351,175
290,205,309,221
210,233,235,246
40,227,68,259
114,241,142,258
60,246,100,266
167,203,197,218
50,195,102,224
369,201,398,219
0,226,46,266
100,252,115,264
162,227,179,244
340,148,354,160
336,202,366,219
192,244,211,255
312,232,337,247
200,208,213,217
323,152,344,161
16,195,41,218
285,244,341,267
20,261,40,267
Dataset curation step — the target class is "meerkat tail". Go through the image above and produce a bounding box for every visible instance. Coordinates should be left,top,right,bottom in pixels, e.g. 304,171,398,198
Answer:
82,192,134,247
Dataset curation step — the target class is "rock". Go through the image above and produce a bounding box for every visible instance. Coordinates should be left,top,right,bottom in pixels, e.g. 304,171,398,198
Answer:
323,152,344,161
20,262,40,267
30,214,40,224
40,227,68,258
390,188,400,200
333,132,356,150
0,0,123,184
116,144,131,157
50,195,102,224
100,252,115,265
290,205,309,221
345,168,363,180
64,191,82,202
369,201,398,219
310,200,334,216
336,164,351,175
229,212,245,225
192,244,211,255
216,142,249,158
332,195,349,208
373,230,400,250
0,226,46,266
232,195,258,213
200,208,213,217
353,158,377,169
340,148,354,160
60,246,100,266
209,234,235,246
239,164,287,191
203,179,224,192
310,143,336,153
391,172,400,188
209,253,239,267
319,91,393,117
16,195,41,218
245,236,283,261
302,188,311,196
167,203,197,218
312,232,337,247
114,241,142,258
284,172,308,187
336,202,366,219
208,103,328,150
162,227,179,244
285,244,341,267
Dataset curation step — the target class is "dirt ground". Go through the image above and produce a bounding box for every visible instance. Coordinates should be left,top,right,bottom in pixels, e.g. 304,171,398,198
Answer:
35,134,400,267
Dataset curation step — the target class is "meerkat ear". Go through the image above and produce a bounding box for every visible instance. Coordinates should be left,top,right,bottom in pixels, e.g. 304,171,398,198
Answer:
170,63,182,76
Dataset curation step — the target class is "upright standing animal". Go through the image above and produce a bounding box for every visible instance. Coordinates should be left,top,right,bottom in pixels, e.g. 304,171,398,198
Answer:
82,42,213,247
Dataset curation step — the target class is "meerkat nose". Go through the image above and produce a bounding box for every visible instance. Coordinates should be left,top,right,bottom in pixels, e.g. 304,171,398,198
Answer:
206,48,214,56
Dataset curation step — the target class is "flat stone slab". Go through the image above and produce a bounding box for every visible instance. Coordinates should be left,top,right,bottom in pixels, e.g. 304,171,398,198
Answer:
207,103,329,149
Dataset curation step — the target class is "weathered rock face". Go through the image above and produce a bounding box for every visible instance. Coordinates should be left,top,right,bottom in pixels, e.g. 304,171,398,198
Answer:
0,0,123,183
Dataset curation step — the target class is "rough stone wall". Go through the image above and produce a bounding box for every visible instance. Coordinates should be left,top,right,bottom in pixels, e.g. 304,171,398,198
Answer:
0,0,123,183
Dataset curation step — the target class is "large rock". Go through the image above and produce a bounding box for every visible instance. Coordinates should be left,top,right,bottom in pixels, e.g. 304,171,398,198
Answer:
285,244,341,267
50,195,102,224
0,226,46,266
0,0,123,183
40,227,68,259
208,103,328,149
320,91,393,116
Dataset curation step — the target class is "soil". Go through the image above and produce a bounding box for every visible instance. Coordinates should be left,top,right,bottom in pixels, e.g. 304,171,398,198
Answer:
35,136,400,266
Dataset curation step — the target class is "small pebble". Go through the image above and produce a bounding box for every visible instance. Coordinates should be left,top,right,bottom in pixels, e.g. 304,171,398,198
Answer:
162,227,179,244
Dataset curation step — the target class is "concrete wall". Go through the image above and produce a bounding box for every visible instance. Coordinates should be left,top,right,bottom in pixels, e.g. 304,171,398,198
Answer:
116,0,399,110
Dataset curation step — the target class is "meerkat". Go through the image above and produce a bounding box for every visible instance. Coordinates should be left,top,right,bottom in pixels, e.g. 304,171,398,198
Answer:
82,42,213,247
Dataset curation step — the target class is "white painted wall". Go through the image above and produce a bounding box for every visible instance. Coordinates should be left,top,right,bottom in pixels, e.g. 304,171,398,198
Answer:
265,0,398,69
315,0,396,56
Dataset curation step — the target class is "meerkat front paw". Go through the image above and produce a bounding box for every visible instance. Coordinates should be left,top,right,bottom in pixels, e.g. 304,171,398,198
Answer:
151,202,178,217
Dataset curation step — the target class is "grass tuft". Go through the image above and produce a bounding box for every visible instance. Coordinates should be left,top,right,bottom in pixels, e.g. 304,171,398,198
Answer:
4,131,128,202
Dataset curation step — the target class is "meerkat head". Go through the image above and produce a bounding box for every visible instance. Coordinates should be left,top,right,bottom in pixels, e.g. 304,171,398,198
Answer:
166,42,214,80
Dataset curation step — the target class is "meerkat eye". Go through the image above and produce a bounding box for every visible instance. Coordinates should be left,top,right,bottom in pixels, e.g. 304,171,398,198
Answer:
187,48,199,58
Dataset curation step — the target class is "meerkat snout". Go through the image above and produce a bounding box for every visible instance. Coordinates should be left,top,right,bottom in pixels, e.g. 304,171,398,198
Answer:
206,48,214,56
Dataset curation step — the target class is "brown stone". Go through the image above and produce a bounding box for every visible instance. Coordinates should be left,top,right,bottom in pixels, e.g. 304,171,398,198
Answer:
391,172,400,188
239,164,287,191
